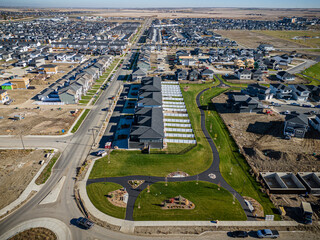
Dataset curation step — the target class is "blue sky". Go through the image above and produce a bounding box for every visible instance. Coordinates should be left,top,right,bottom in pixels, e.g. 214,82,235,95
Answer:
1,0,320,8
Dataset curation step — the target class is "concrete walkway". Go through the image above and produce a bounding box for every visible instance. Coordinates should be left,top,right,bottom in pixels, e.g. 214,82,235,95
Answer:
0,217,72,240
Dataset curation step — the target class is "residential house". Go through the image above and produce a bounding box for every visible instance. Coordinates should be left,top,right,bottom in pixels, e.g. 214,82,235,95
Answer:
188,69,199,81
10,77,30,89
39,64,58,74
284,113,309,138
0,90,9,104
227,92,264,113
243,84,273,100
132,68,147,81
277,71,295,81
309,114,320,133
129,107,164,149
251,69,263,80
270,83,293,100
180,58,196,66
235,69,252,80
263,58,279,70
289,84,310,101
176,69,188,81
201,68,214,79
306,85,320,102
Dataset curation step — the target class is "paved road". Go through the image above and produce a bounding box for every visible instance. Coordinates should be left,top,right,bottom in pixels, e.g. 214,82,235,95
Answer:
87,87,255,221
287,59,317,74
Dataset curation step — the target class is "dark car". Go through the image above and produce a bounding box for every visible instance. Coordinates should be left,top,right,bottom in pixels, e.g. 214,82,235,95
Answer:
230,230,248,238
76,217,94,229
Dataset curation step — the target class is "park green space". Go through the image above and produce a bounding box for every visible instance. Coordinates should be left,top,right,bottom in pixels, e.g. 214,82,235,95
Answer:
200,87,280,220
86,182,126,219
71,109,90,133
89,82,221,179
254,30,320,48
301,62,320,82
35,152,61,185
133,181,246,221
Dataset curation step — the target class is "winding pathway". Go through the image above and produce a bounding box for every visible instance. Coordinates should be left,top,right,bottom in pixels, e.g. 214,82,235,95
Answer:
87,87,255,221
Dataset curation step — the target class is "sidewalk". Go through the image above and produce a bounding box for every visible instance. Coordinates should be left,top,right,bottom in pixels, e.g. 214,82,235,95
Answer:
0,218,72,240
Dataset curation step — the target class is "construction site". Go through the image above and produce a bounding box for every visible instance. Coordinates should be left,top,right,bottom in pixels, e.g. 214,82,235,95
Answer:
213,92,320,221
0,107,81,135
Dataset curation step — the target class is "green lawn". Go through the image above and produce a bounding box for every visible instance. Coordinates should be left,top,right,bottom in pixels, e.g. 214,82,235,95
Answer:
200,88,280,220
89,82,219,179
35,152,60,185
296,73,320,86
87,182,126,219
302,62,320,81
133,181,246,221
71,109,90,133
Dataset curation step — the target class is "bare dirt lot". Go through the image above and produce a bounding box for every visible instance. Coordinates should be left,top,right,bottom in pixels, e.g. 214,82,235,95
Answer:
3,62,78,106
215,30,312,49
214,92,320,173
0,149,47,209
0,108,80,135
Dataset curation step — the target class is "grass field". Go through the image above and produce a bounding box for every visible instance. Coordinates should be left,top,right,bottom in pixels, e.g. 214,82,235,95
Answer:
302,62,320,81
86,182,126,219
35,152,60,185
255,30,320,48
71,109,90,133
133,181,246,221
296,73,320,86
200,88,280,220
89,82,219,179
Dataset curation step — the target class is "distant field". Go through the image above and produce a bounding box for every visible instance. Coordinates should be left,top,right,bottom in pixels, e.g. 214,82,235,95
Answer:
255,30,320,48
215,30,308,49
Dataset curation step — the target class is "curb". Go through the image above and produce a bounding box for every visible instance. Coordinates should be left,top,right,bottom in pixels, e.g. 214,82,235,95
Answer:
0,217,72,240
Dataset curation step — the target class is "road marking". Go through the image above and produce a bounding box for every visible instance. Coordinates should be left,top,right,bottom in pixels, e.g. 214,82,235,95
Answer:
39,176,66,205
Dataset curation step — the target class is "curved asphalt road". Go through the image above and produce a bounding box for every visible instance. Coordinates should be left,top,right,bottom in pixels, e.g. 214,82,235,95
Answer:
87,87,255,221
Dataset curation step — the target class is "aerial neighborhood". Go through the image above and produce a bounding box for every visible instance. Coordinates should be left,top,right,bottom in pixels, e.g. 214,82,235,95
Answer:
0,6,320,240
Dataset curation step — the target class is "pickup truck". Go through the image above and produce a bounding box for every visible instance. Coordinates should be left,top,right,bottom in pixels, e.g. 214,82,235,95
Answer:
257,229,279,238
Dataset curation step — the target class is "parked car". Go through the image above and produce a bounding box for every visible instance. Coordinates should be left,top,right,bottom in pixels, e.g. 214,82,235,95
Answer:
302,104,312,108
230,230,248,238
4,99,13,105
76,217,94,229
290,102,300,106
96,150,107,157
257,229,279,238
281,110,291,115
